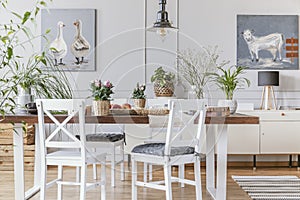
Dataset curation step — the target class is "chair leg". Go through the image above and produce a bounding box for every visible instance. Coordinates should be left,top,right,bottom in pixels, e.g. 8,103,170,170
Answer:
111,146,116,187
194,156,202,200
179,164,185,188
57,165,63,200
120,144,125,181
93,164,98,180
149,164,153,181
40,163,47,200
76,167,80,182
79,164,87,200
92,148,97,180
132,159,137,200
143,162,148,183
101,163,106,200
164,164,172,200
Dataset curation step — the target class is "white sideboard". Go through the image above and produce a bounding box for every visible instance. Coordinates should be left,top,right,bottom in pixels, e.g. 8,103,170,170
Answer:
235,110,300,155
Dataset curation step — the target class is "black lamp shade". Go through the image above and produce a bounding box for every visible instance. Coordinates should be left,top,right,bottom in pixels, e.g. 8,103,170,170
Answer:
258,71,279,86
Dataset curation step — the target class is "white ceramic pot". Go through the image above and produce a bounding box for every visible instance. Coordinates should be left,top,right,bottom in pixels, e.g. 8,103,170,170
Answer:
16,87,33,113
218,99,237,114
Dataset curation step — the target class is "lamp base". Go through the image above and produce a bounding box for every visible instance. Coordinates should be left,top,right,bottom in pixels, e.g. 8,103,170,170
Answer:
260,86,277,110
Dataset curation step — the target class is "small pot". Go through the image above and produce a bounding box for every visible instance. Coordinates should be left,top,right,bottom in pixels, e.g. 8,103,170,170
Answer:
133,99,146,108
93,100,110,116
218,99,237,114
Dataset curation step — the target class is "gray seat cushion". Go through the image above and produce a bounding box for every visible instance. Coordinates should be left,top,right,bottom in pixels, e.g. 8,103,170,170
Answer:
131,143,194,157
76,133,124,142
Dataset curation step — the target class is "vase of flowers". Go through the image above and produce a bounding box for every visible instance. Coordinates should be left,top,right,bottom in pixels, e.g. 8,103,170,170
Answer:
90,80,114,116
132,83,146,108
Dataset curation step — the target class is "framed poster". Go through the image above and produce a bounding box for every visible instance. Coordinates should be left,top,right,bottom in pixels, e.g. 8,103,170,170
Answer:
237,15,299,70
41,9,96,71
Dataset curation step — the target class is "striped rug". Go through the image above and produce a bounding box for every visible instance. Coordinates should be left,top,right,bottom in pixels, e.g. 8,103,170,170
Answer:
232,175,300,200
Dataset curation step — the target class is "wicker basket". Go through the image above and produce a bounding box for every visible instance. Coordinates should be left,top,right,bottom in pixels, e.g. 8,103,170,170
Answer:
133,99,146,108
154,82,174,97
93,100,110,116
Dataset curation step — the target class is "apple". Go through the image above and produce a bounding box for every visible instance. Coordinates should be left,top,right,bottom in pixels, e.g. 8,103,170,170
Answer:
111,104,122,109
122,103,131,109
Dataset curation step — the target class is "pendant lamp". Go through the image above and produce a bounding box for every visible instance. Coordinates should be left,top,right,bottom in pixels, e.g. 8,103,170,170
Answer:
148,0,178,40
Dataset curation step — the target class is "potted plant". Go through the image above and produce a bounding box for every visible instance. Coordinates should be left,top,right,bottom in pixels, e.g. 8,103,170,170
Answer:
90,80,114,116
0,0,73,115
151,67,175,97
212,65,250,114
131,83,146,108
177,46,228,99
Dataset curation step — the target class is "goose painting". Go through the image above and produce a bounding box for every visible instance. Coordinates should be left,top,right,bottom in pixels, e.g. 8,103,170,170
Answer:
49,21,67,66
71,19,90,65
41,9,96,71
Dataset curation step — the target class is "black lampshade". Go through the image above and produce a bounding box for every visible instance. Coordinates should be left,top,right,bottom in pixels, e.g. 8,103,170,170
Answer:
258,71,279,86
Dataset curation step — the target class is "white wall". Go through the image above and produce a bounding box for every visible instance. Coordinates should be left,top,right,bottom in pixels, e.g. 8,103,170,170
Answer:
4,0,300,108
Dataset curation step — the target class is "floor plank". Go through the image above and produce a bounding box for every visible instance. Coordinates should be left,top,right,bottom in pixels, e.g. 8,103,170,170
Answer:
1,163,300,199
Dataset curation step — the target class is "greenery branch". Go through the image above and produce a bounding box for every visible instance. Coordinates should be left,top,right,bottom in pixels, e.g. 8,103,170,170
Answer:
212,65,250,100
0,0,73,115
178,46,229,99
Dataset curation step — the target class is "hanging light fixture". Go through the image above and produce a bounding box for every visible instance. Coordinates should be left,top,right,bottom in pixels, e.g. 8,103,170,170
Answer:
148,0,178,40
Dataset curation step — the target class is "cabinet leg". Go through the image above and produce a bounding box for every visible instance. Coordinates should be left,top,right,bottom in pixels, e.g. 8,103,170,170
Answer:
289,155,292,168
253,155,256,170
297,155,300,170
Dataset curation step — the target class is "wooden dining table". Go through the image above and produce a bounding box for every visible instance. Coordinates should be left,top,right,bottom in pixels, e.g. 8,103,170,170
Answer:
1,113,259,200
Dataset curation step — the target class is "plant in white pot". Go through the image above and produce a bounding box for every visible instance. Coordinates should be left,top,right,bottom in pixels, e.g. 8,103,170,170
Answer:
151,67,175,97
0,0,73,115
177,46,228,99
212,65,250,114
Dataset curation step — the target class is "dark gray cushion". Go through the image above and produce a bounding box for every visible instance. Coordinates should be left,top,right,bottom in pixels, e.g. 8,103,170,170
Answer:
76,133,124,142
131,143,194,157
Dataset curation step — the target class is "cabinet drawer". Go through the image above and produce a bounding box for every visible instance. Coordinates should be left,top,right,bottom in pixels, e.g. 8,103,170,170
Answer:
239,111,300,121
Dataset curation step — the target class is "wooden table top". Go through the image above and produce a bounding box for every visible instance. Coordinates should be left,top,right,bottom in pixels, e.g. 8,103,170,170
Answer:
0,113,259,125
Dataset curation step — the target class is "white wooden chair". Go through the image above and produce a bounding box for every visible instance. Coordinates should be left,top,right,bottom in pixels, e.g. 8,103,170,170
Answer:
80,99,126,187
36,99,106,200
131,99,207,200
85,124,125,187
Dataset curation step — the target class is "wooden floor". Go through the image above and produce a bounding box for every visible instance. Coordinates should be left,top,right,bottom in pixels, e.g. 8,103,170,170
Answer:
1,163,300,200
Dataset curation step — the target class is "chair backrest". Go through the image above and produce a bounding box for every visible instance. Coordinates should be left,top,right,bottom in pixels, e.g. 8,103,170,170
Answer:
36,99,86,156
164,99,207,156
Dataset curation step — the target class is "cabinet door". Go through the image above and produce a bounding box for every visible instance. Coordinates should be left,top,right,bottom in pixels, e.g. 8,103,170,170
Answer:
228,125,259,154
260,122,300,154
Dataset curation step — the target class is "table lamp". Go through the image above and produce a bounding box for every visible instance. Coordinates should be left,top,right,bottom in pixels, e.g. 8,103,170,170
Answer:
258,71,279,110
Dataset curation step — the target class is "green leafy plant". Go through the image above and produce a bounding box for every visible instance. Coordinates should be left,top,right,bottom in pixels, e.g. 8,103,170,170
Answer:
90,80,114,101
212,65,250,100
178,46,228,99
150,67,175,87
0,0,73,115
131,83,146,99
